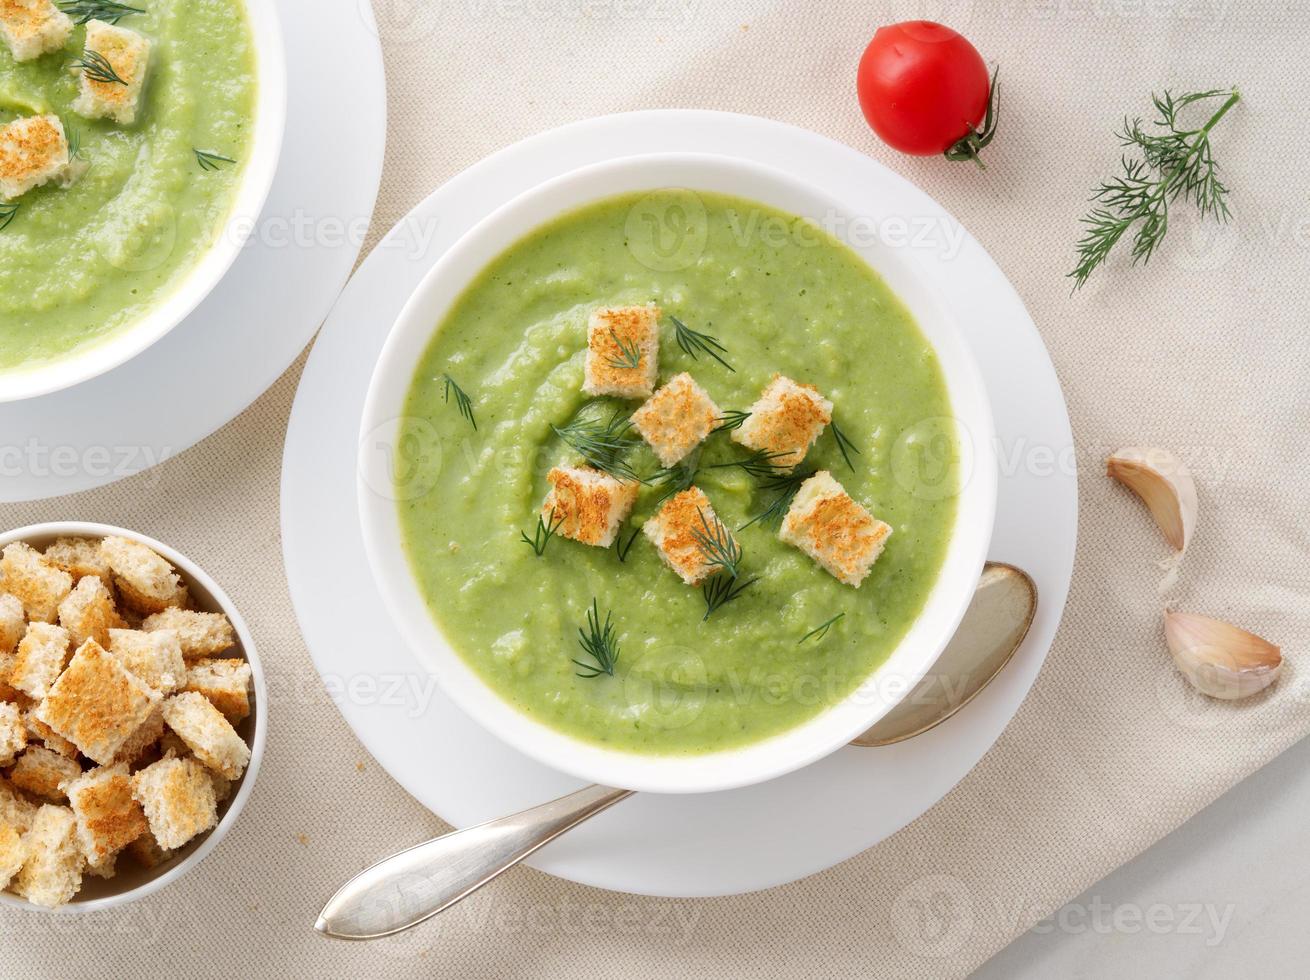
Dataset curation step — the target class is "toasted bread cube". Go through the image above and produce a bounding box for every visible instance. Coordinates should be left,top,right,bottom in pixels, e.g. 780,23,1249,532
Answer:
58,575,125,648
9,745,80,802
65,764,148,869
108,628,186,693
100,536,187,616
71,20,151,125
157,729,188,758
124,827,172,869
141,608,234,659
184,658,251,724
0,776,38,833
43,537,112,584
731,375,833,472
0,700,27,766
0,655,21,703
130,755,217,850
583,305,660,399
24,708,78,759
643,487,738,586
630,372,722,467
36,638,162,766
112,704,164,766
10,622,70,700
12,804,83,907
208,769,233,805
0,0,71,62
1,542,73,624
542,465,639,548
161,692,249,780
0,822,24,891
779,471,891,587
0,592,25,655
0,113,71,201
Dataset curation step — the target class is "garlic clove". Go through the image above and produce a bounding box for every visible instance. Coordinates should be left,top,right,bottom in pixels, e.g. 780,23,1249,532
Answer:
1164,611,1282,700
1107,447,1198,551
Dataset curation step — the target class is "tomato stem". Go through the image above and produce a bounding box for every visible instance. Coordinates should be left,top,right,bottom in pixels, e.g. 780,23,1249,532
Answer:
944,66,1001,168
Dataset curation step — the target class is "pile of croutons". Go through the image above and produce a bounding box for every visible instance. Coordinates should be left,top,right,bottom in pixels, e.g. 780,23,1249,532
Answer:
0,535,252,908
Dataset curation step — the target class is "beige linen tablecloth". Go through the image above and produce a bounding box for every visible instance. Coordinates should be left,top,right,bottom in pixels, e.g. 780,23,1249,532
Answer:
4,1,1308,976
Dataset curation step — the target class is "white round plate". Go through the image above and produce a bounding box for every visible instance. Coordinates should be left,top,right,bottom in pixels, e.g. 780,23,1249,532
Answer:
282,110,1078,897
0,0,386,503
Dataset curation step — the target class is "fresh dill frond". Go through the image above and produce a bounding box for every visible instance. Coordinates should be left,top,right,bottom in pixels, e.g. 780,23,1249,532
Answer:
710,448,791,480
739,467,813,531
0,203,18,232
670,315,734,371
702,574,757,620
58,0,144,25
712,410,750,434
830,418,861,471
799,612,844,645
1070,87,1240,289
604,327,642,369
64,121,83,161
520,509,563,557
75,50,128,86
440,373,477,429
573,598,621,678
690,507,742,579
194,149,237,172
614,526,640,562
648,456,698,503
552,408,642,482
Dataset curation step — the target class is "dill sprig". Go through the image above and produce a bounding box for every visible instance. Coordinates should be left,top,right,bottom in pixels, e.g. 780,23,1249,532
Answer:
710,448,791,480
1070,88,1240,289
712,410,750,434
943,66,1001,169
614,526,640,562
0,203,18,232
573,599,621,678
690,507,742,578
830,419,861,471
64,121,83,161
194,149,236,172
648,455,698,503
74,50,128,86
58,0,144,25
604,328,641,369
740,467,813,531
799,612,844,645
702,574,757,620
440,373,477,429
552,408,642,482
520,510,563,557
670,315,734,371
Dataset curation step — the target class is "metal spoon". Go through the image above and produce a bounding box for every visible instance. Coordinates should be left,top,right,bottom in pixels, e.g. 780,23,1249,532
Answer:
316,562,1037,941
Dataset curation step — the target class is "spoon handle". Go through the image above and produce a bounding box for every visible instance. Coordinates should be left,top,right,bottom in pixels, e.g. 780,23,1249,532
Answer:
315,783,632,940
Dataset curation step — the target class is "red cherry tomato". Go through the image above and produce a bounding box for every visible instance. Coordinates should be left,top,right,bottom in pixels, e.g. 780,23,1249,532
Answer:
856,21,998,165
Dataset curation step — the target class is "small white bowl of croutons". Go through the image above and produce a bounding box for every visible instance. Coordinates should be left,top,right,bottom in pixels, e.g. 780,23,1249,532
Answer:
0,523,265,912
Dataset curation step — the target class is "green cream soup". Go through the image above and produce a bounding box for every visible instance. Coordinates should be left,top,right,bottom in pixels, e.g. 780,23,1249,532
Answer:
399,191,960,754
0,0,257,371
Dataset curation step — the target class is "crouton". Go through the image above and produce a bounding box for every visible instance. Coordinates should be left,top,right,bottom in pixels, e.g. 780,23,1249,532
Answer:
71,20,151,125
161,692,249,780
157,729,188,758
86,853,116,879
0,0,72,63
731,374,833,472
24,708,78,759
10,622,70,700
184,658,251,724
112,705,163,766
124,827,171,869
0,776,38,833
99,536,187,616
0,700,27,766
140,608,234,659
542,465,639,548
107,627,186,693
9,745,80,802
0,592,25,655
58,575,125,648
0,113,70,202
630,372,722,467
130,756,216,851
208,770,232,805
12,804,84,907
64,764,148,869
0,823,24,891
642,486,739,586
779,471,891,587
36,638,162,766
583,305,660,399
0,655,20,703
43,537,112,584
0,542,73,623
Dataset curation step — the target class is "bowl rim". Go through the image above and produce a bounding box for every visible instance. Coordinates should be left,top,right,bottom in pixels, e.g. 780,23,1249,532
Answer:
0,0,289,404
0,521,267,914
358,151,997,795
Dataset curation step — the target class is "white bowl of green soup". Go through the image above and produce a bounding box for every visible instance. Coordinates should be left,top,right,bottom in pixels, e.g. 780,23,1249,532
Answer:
359,153,997,795
0,0,286,401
